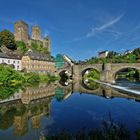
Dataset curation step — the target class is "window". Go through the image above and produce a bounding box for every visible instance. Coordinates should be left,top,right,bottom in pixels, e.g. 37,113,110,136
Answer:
17,61,19,64
17,66,19,69
13,61,15,64
2,59,4,63
8,60,10,63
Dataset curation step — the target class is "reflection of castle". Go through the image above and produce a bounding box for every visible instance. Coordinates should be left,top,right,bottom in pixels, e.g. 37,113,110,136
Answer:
0,84,55,136
14,115,28,136
13,98,51,136
14,21,51,52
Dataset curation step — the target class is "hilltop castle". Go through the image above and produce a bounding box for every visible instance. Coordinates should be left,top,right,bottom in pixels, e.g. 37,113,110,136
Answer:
14,20,51,52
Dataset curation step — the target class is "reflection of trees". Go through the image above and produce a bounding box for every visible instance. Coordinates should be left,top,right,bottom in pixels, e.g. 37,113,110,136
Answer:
0,104,27,131
116,68,140,82
0,85,21,100
83,69,100,90
0,107,16,130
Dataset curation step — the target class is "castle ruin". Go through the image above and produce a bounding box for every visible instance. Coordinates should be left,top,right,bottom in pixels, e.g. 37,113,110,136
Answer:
14,20,51,52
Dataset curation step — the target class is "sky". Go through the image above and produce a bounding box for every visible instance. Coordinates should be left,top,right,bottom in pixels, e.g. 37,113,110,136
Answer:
0,0,140,60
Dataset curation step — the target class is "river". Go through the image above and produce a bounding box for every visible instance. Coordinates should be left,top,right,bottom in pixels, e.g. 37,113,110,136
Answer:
0,80,140,140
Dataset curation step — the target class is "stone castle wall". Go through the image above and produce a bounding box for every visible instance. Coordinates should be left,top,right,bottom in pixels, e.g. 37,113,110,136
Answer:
14,21,29,43
14,20,51,52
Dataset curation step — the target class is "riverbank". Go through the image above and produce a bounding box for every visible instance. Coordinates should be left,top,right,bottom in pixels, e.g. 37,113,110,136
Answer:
0,64,58,86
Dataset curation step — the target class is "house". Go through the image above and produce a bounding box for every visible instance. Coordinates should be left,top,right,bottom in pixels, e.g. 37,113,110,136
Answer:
124,50,132,55
98,50,109,58
0,52,22,70
21,50,55,74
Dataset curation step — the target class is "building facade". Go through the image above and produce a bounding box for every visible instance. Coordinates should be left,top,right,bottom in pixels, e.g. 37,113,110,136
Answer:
0,52,22,70
21,50,55,73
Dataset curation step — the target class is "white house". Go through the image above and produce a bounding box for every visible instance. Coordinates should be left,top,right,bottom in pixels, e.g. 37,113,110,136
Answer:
98,50,109,58
0,52,22,70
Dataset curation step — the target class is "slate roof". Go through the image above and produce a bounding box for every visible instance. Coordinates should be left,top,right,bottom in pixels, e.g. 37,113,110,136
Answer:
25,50,53,61
0,52,9,58
0,52,21,59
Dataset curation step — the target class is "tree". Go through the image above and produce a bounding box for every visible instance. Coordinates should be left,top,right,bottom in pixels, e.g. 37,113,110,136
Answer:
0,30,16,50
16,41,28,54
133,48,140,56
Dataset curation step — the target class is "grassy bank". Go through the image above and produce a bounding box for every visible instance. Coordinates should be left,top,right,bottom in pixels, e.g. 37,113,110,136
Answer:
0,65,58,99
0,64,58,86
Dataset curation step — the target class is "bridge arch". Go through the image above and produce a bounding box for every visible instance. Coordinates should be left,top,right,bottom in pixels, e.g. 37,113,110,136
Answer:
80,64,102,75
111,64,140,83
81,67,100,90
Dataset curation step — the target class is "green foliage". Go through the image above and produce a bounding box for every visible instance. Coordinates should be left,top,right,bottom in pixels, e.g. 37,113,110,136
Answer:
107,51,118,59
116,68,140,81
83,69,100,90
0,30,16,50
133,47,140,56
31,42,49,54
85,53,138,64
85,69,100,80
0,85,21,100
0,65,57,100
16,41,28,54
0,64,24,85
24,72,40,83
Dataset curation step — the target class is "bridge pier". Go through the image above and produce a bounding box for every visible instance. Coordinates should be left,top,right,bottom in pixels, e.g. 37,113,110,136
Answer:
100,71,114,83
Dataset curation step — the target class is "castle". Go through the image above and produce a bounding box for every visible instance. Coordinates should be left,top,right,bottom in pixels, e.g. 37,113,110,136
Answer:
14,20,51,52
0,20,56,73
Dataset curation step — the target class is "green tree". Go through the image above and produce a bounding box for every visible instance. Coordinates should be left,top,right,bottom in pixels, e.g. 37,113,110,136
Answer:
0,30,16,50
16,41,28,54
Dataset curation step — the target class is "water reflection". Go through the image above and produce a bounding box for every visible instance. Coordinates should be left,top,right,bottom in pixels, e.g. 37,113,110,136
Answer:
0,81,140,139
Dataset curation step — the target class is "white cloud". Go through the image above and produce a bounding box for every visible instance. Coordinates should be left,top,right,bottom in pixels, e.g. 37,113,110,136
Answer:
86,14,124,38
65,14,124,43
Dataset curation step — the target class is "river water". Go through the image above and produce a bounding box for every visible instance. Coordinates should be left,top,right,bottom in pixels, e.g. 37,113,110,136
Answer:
0,81,140,140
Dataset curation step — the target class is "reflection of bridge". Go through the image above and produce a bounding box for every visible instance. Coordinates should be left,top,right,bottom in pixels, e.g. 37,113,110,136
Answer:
58,63,140,83
1,81,140,137
58,82,140,101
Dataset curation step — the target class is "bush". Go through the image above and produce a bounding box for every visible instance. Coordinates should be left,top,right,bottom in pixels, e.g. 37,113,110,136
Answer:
0,30,16,50
16,41,28,54
24,72,40,83
0,64,24,85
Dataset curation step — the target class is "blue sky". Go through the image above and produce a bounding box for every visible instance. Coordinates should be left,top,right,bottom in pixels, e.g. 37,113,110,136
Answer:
0,0,140,60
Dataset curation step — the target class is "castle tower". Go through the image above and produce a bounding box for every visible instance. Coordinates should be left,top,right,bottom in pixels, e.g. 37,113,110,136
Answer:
14,21,29,43
32,26,41,40
14,115,28,136
43,37,51,52
31,115,41,129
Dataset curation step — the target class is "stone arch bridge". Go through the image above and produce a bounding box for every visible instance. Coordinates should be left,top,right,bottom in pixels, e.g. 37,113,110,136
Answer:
57,63,140,83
